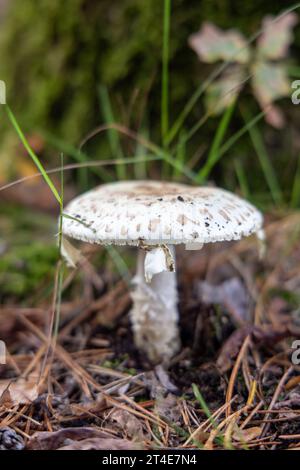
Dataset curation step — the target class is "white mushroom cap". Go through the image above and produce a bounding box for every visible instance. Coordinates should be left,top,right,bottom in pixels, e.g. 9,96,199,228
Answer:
62,181,263,246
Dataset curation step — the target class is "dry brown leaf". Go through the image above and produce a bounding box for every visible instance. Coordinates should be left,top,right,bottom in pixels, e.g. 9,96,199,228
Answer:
257,13,298,60
27,427,114,450
189,22,249,64
0,377,38,406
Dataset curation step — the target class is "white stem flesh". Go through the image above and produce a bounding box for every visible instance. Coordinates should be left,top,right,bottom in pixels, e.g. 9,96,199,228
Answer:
130,246,180,363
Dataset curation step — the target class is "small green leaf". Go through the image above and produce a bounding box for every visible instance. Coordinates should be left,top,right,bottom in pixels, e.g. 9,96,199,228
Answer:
189,22,250,64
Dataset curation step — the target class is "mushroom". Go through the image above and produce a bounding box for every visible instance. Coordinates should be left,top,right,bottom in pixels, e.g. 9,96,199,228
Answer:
61,181,263,364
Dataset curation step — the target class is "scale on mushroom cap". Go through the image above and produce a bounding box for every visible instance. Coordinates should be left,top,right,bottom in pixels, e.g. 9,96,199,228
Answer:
61,181,264,364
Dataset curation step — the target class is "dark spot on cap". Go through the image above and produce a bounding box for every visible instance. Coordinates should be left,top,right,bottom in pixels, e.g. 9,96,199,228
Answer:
158,197,163,201
205,222,210,227
177,196,184,202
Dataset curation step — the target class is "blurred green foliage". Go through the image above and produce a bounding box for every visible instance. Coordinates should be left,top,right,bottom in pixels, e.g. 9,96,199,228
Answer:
0,0,299,301
0,204,57,298
0,242,57,297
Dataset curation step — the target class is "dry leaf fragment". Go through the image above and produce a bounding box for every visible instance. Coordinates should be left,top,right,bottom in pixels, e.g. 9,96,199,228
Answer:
198,277,251,325
109,409,145,440
257,13,298,60
189,22,250,64
232,425,262,443
205,66,245,114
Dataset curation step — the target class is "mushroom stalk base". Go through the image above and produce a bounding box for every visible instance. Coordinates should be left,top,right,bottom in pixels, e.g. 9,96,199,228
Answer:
130,246,180,364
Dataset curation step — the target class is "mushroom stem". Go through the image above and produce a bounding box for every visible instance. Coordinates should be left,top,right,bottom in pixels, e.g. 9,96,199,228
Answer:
130,246,181,364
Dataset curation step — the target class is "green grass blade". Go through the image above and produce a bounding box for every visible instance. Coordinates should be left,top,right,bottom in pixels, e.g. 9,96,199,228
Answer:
241,108,283,205
5,105,62,205
196,101,235,183
99,85,126,180
166,71,218,146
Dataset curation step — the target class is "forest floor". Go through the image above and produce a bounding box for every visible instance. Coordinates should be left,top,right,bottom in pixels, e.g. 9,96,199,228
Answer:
0,207,300,450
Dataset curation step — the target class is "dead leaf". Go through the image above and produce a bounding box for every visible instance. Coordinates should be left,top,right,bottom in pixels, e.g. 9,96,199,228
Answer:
27,427,115,450
233,425,262,443
0,377,38,406
189,22,250,64
198,277,251,325
257,13,298,60
58,437,139,450
205,66,244,114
